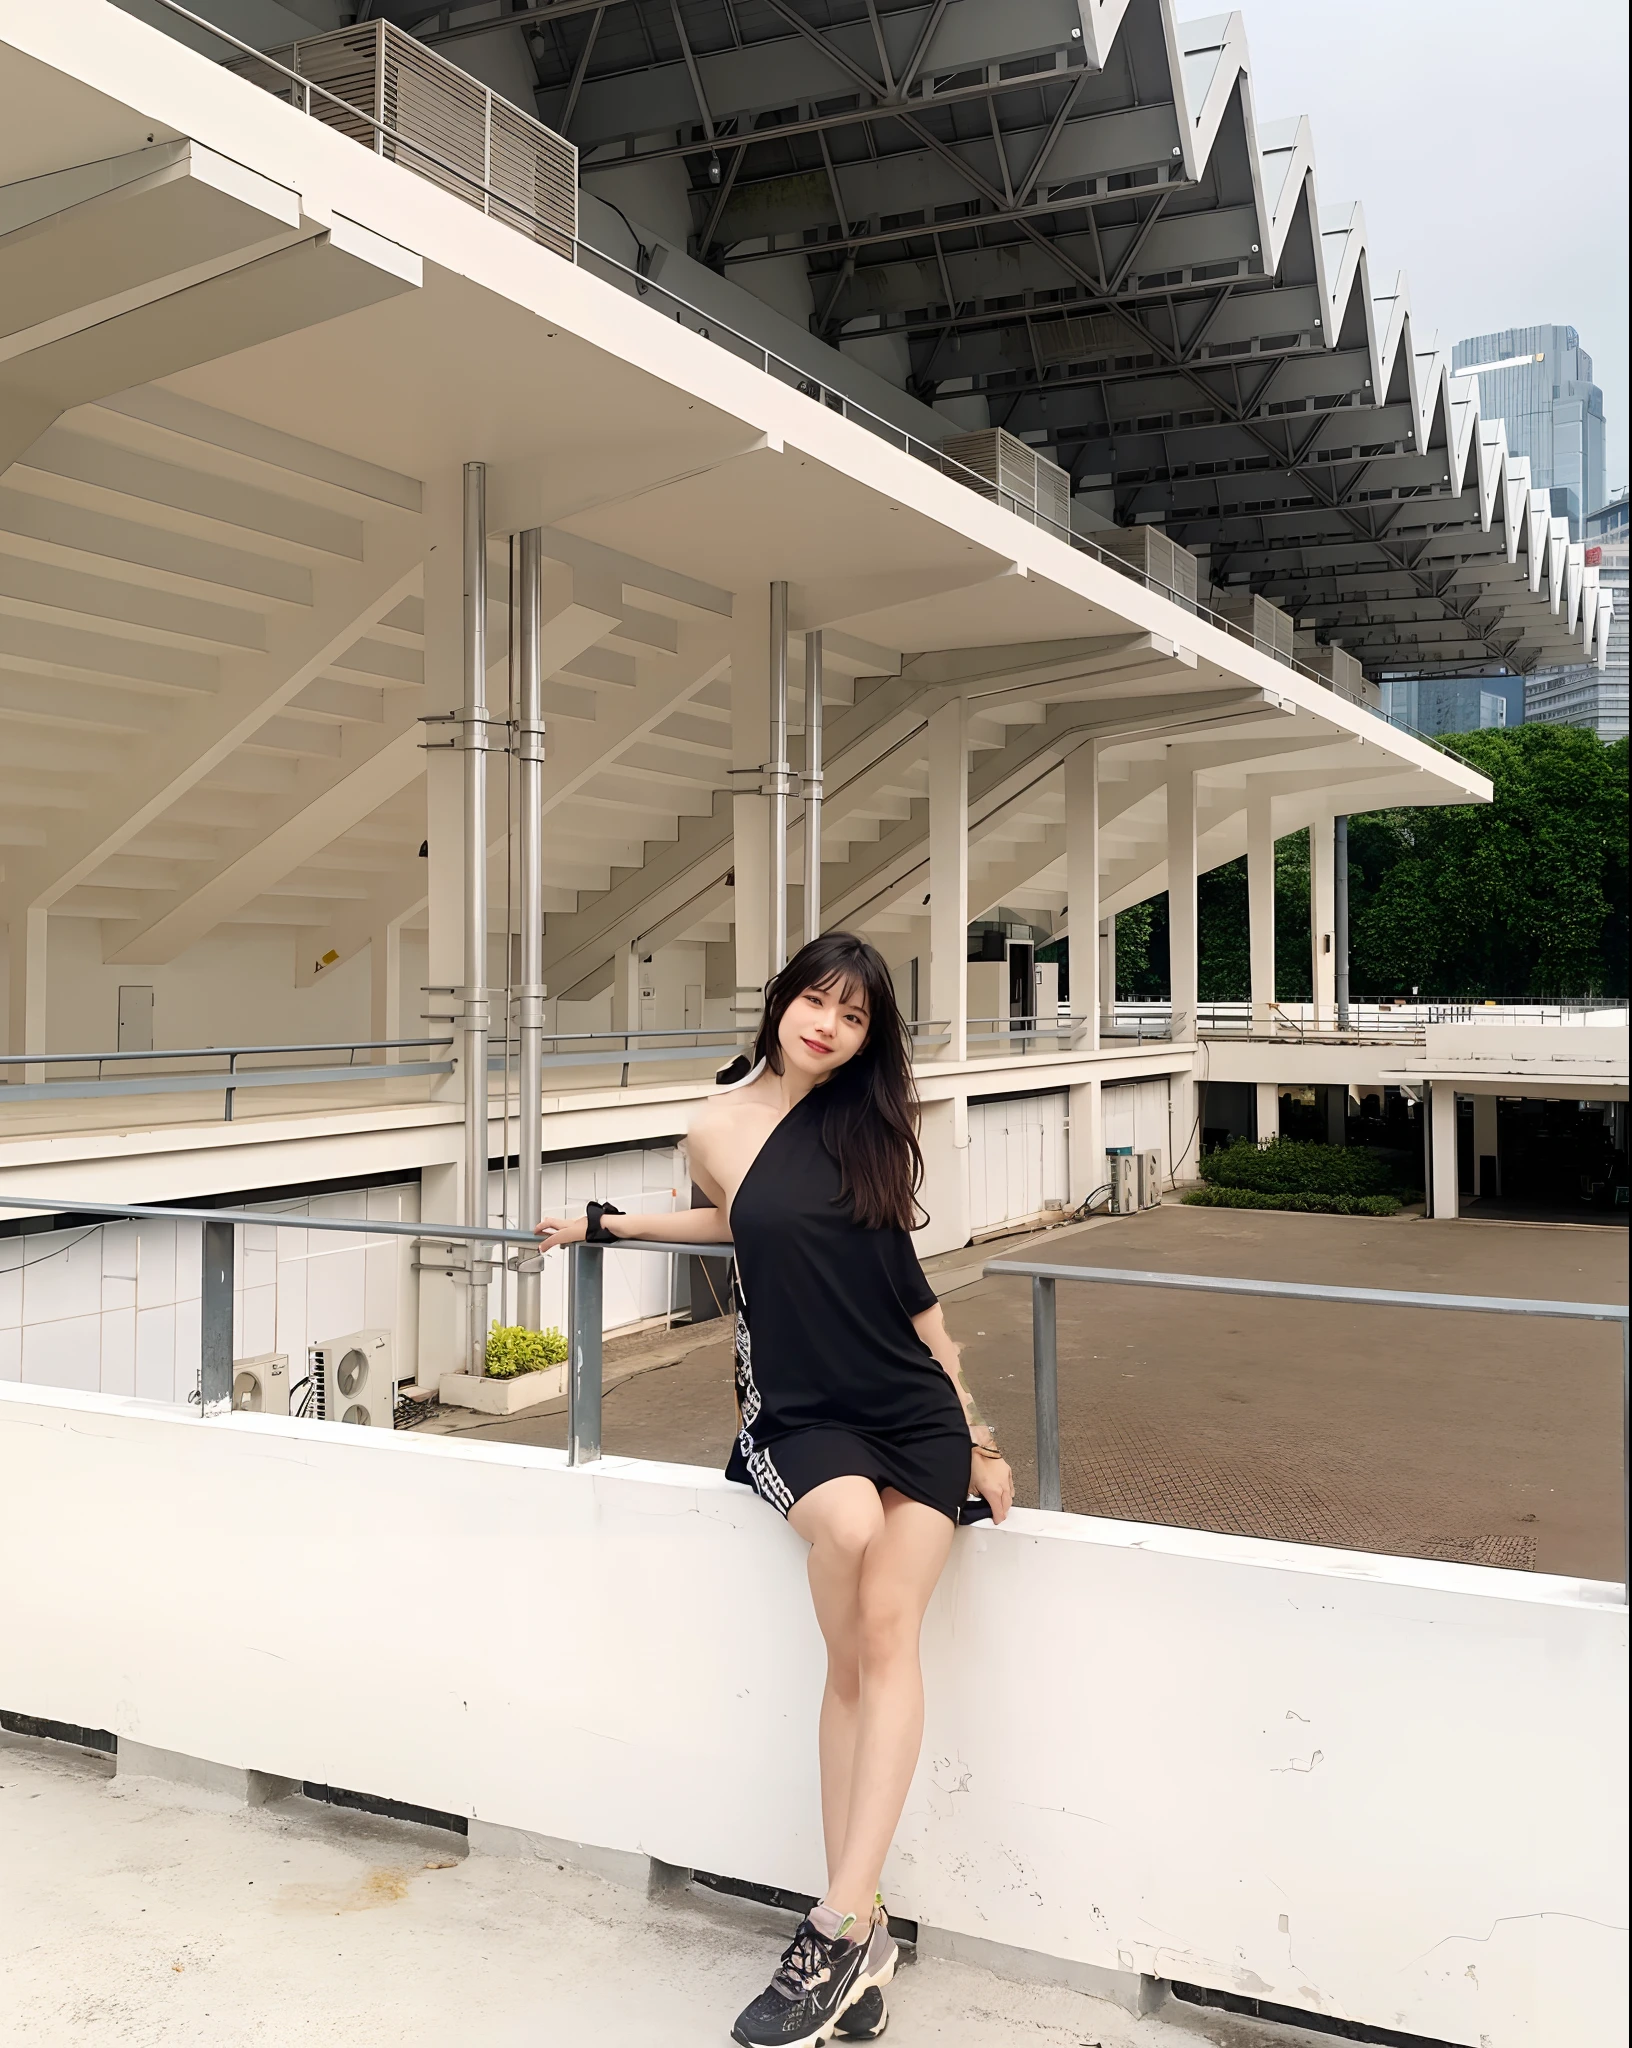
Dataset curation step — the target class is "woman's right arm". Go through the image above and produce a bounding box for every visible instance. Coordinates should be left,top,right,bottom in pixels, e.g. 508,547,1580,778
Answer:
533,1114,734,1252
532,1203,731,1252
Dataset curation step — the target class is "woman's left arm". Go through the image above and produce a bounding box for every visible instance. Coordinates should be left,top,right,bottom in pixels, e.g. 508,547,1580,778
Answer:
911,1303,1014,1523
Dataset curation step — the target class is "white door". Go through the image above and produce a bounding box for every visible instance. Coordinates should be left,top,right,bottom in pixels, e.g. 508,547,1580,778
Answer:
684,984,702,1030
117,985,154,1052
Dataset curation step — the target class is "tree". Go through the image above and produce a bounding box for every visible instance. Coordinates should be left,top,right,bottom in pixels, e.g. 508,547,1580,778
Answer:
1107,728,1628,1003
1349,727,1627,998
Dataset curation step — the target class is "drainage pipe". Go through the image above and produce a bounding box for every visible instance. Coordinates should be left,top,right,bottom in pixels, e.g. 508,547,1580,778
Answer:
803,628,824,946
516,527,546,1329
768,581,791,974
462,461,491,1373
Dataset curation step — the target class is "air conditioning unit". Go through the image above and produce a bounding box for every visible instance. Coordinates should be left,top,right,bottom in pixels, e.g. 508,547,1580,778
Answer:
1137,1149,1164,1208
232,1353,289,1415
311,1330,395,1429
1107,1150,1138,1215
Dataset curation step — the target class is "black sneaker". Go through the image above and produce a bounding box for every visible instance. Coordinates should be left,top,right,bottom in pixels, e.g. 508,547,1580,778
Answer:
730,1911,869,2047
835,1896,897,2040
835,1986,887,2039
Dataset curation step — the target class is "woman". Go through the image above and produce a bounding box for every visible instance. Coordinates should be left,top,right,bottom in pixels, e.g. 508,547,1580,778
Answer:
534,931,1014,2047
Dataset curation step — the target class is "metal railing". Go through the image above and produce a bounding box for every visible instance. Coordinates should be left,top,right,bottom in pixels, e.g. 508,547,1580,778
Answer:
984,1257,1630,1590
0,1037,453,1118
137,0,1459,744
6,1186,1622,1584
0,1192,727,1469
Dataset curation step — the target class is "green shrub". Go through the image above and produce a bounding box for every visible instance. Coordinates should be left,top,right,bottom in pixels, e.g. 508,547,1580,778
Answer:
1182,1186,1403,1218
485,1324,569,1378
1199,1137,1404,1199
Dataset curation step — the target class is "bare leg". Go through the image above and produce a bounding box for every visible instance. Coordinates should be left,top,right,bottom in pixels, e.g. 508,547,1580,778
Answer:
811,1489,955,1925
788,1477,887,1891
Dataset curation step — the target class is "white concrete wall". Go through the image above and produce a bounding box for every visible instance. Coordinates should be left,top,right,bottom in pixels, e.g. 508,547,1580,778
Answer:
0,1385,1622,2048
1102,1075,1170,1170
967,1091,1068,1234
4,918,372,1058
1,1150,684,1403
0,1183,417,1399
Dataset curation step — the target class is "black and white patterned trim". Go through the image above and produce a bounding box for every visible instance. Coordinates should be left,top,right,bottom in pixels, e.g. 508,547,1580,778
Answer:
745,1445,796,1517
732,1267,794,1515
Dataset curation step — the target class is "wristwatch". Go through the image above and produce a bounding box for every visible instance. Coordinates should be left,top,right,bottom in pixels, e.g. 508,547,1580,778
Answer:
584,1201,624,1243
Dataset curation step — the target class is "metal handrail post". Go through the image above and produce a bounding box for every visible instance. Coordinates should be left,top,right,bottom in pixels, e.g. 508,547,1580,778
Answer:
1033,1273,1061,1511
987,1256,1629,1587
568,1240,604,1465
224,1050,238,1123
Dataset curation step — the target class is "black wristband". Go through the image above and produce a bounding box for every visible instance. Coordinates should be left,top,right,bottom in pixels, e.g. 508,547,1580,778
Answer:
584,1201,624,1243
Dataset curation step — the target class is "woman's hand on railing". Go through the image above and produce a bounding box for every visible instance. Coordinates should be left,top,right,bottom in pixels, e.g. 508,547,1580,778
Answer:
533,1214,588,1252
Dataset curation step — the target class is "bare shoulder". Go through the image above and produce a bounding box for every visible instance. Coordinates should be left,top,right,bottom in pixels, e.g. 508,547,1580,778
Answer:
687,1082,776,1162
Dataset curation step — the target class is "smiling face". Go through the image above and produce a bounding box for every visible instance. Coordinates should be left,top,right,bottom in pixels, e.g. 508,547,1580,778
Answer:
776,973,870,1083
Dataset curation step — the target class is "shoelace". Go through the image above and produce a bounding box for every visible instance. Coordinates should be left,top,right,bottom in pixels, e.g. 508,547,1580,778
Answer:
771,1922,834,1998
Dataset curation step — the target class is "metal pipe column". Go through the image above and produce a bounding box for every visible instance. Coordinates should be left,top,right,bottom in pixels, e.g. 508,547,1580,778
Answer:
461,462,491,1373
1334,813,1350,1030
515,527,546,1328
768,581,791,973
803,628,824,946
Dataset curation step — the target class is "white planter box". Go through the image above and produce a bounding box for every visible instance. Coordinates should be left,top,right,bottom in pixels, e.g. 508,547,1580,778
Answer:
439,1367,566,1414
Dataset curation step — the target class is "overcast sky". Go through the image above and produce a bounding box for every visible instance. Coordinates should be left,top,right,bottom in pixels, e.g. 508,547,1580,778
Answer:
1240,0,1629,498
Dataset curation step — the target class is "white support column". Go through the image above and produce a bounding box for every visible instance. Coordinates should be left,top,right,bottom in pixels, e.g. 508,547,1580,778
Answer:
928,699,969,1062
1429,1082,1459,1220
1065,741,1100,1052
368,919,403,1054
610,945,640,1034
1246,779,1275,1028
5,905,47,1077
730,585,771,1020
1098,915,1115,1033
1167,762,1199,1183
1068,1076,1106,1208
1254,1082,1280,1143
1166,763,1198,1042
1310,816,1336,1027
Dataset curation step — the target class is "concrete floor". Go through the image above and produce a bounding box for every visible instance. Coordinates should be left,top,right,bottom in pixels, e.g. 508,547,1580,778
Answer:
430,1205,1628,1581
0,1733,1332,2048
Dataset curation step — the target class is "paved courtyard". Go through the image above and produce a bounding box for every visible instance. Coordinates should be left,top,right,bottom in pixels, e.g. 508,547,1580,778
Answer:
431,1206,1627,1582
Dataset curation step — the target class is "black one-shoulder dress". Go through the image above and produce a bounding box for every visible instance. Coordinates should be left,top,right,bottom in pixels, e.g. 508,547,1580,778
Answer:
724,1087,972,1522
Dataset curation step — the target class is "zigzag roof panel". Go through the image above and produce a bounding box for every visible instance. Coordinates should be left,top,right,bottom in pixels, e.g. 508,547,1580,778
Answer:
436,0,1611,677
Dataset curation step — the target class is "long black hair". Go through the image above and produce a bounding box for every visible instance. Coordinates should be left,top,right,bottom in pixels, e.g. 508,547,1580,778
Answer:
744,931,924,1231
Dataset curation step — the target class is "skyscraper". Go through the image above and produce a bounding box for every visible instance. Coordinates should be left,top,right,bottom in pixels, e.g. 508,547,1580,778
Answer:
1451,326,1606,539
